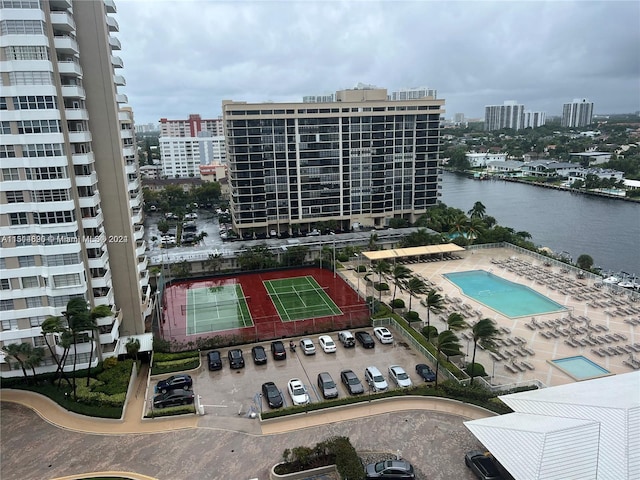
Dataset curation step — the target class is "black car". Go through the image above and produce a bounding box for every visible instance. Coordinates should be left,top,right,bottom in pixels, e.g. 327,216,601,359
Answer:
355,331,375,348
228,348,245,369
317,372,339,399
415,363,436,382
271,340,287,360
251,345,267,365
365,459,415,479
153,389,194,408
261,381,283,408
340,369,365,395
155,374,193,393
465,451,503,480
207,350,222,371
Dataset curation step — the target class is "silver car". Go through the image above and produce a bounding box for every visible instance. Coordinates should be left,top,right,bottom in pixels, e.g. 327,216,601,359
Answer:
388,365,413,388
317,372,339,399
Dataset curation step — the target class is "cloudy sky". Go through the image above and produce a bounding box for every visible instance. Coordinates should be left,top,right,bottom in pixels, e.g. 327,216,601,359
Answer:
114,0,640,125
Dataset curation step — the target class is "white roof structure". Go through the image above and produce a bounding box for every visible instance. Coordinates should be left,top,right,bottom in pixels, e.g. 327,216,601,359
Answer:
116,333,154,356
465,372,640,480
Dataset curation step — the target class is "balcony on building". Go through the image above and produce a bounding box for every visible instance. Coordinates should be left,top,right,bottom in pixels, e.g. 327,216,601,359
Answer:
106,16,119,32
75,170,98,187
120,128,133,141
65,107,89,121
137,255,148,273
81,210,104,229
129,193,142,210
127,177,140,192
99,316,120,345
50,11,76,31
68,130,92,144
49,0,72,9
78,190,101,209
115,93,128,104
93,286,113,306
57,60,83,76
53,34,79,54
71,152,94,166
104,0,117,14
111,55,124,68
133,225,144,241
61,84,86,99
124,161,137,175
90,269,112,289
135,240,146,257
108,35,121,50
122,145,135,157
131,209,143,225
113,74,126,86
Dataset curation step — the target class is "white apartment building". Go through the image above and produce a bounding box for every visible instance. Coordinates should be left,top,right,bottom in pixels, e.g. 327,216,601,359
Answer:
466,152,508,167
159,114,223,137
223,86,445,237
484,100,525,131
562,98,594,128
389,86,437,100
0,0,150,377
523,110,546,128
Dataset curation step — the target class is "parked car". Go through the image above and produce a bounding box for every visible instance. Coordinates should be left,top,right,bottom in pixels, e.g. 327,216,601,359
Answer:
415,364,436,382
317,372,339,399
388,365,412,388
261,382,283,409
364,366,388,392
155,374,193,393
287,378,310,405
373,326,394,344
318,335,337,353
228,348,245,369
338,330,356,348
207,350,222,371
153,390,195,409
465,451,503,480
365,459,415,479
355,331,375,348
271,340,286,360
299,338,316,355
251,345,267,365
340,369,365,395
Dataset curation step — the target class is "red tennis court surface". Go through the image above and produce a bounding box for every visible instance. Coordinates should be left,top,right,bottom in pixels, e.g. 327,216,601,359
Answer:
160,267,370,348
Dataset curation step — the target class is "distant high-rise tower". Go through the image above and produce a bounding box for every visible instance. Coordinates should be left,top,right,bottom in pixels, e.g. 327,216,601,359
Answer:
484,101,525,131
0,0,150,377
523,111,546,128
561,98,594,127
389,87,437,100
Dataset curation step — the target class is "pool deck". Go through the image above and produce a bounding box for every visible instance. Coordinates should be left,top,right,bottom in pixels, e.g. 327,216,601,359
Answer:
343,246,640,387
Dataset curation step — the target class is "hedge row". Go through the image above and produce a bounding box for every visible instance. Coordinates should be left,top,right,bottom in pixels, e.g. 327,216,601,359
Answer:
153,351,199,362
145,405,195,418
151,357,200,375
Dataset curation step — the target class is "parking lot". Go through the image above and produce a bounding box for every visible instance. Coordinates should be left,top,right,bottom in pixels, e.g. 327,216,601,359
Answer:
150,325,434,417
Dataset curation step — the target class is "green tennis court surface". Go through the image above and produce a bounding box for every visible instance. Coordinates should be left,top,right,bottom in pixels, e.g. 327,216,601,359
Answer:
183,284,253,334
264,276,342,321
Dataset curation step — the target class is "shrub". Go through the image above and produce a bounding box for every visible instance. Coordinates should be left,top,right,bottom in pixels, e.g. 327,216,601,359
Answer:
421,325,438,339
145,405,195,418
356,264,367,273
337,253,349,262
151,358,200,375
93,359,133,395
330,436,364,480
390,298,405,308
465,362,486,377
405,310,420,322
102,357,118,369
374,282,389,291
153,351,199,362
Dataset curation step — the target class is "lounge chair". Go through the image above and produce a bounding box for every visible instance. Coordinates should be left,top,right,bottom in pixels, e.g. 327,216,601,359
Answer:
623,360,640,370
591,348,606,357
521,360,535,371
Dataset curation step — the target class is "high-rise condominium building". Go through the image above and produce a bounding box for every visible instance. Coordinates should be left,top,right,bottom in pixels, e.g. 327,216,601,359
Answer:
159,114,225,178
0,0,150,377
484,101,525,131
523,111,546,129
561,98,594,128
223,87,445,237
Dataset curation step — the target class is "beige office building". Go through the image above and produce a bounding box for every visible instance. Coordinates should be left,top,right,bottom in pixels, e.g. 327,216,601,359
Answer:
0,0,150,376
223,87,445,238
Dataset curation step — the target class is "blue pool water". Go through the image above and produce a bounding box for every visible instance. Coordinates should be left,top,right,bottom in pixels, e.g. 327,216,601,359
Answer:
550,356,611,380
443,270,566,318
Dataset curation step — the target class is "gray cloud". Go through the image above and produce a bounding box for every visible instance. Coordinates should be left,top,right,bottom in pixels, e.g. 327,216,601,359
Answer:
114,0,640,124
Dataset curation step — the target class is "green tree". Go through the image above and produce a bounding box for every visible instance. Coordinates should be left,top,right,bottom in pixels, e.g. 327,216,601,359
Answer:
367,233,379,251
65,298,93,399
446,312,468,332
469,318,500,384
41,316,72,388
406,276,428,312
85,304,113,386
390,264,412,305
372,261,391,303
204,253,222,273
423,289,444,330
237,244,277,270
157,219,170,234
281,245,309,267
25,346,45,378
430,330,462,388
467,201,486,219
126,337,141,362
577,254,594,270
170,260,192,278
1,343,31,380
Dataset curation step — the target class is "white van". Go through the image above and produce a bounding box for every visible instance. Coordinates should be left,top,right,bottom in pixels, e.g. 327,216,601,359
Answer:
364,366,388,392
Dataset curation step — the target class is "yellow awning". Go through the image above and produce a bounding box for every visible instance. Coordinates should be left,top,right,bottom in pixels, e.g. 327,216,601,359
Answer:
361,243,464,261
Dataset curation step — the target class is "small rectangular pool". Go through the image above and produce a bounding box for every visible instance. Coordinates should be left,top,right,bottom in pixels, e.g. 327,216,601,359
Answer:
443,270,566,318
550,355,611,381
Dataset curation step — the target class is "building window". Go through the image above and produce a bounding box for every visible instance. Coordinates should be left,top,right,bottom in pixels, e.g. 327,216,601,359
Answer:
17,119,61,134
2,168,20,181
0,121,10,134
53,273,81,288
25,296,42,308
0,145,16,158
0,19,44,35
3,45,48,60
22,143,64,157
31,189,69,202
34,210,74,224
21,276,38,288
0,1,41,10
9,212,28,225
18,255,35,267
0,279,10,290
43,253,80,267
26,166,66,180
29,316,45,327
33,335,46,347
0,300,15,313
5,191,24,203
7,71,53,86
13,95,57,110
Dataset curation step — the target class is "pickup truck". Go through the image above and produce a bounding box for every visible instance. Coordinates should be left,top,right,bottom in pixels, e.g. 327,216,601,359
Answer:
464,451,503,480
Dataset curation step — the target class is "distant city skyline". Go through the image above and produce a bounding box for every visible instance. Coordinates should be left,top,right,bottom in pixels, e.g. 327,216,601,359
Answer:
114,1,640,125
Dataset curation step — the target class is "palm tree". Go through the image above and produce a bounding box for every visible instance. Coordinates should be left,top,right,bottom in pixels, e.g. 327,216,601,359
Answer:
467,201,486,219
469,318,501,383
446,312,468,332
367,233,379,251
390,264,412,305
85,304,112,386
204,252,222,273
1,343,30,381
423,289,444,330
26,346,45,378
465,217,484,246
372,260,391,303
430,330,462,388
64,298,92,399
126,337,141,362
448,213,469,242
41,316,72,388
406,276,428,312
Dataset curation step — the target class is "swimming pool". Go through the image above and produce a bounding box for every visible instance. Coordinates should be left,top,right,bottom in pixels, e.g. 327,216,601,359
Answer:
443,270,566,318
550,355,611,381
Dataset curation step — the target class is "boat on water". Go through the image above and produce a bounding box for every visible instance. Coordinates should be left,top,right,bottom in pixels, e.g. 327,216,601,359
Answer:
602,276,622,284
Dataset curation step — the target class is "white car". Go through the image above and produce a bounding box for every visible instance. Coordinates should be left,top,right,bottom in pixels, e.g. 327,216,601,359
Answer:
373,326,394,344
364,366,388,392
287,378,310,405
318,335,337,353
299,338,316,355
388,365,413,388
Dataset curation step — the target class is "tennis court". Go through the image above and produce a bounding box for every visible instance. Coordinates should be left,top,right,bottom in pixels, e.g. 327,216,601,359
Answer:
264,276,343,321
183,284,253,335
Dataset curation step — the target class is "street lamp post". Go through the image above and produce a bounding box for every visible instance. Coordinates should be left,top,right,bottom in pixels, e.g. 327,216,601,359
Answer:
332,238,336,279
354,253,360,299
